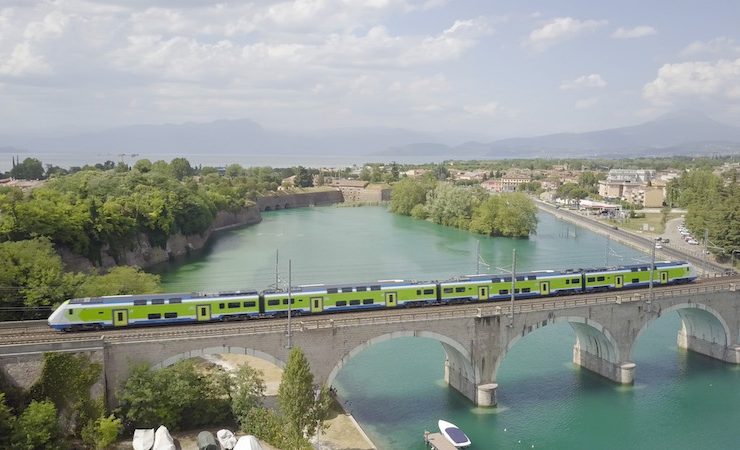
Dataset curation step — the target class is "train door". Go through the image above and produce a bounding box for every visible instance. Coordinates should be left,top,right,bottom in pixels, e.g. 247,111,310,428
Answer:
615,276,623,288
478,286,489,301
196,304,211,321
112,309,128,327
385,292,397,307
540,281,550,296
660,272,668,284
311,297,323,313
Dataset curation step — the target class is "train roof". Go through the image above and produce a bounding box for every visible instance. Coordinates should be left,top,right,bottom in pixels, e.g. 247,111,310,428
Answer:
264,279,435,295
68,289,259,305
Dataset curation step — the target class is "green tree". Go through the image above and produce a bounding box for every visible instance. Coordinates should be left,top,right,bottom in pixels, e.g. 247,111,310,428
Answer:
278,347,324,438
74,266,161,298
12,400,58,450
170,158,195,181
230,364,266,427
0,238,78,320
81,414,123,450
293,166,313,188
10,158,44,180
389,177,432,216
0,393,14,447
133,159,153,173
358,167,371,181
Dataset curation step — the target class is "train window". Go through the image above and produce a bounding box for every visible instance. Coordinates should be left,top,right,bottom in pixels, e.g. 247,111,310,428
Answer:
342,287,353,293
631,268,638,272
597,276,605,282
68,309,74,314
502,277,511,282
350,300,361,306
336,301,347,306
228,302,240,308
148,313,161,320
134,300,147,306
632,278,640,283
151,299,165,305
566,279,570,285
164,312,177,319
268,300,280,306
327,288,338,294
219,303,225,309
455,287,466,293
423,289,434,295
443,288,453,293
363,299,373,304
117,312,123,321
528,276,537,280
516,276,524,281
499,289,508,295
572,278,580,284
514,289,520,294
370,285,381,291
169,298,182,304
522,288,531,293
357,286,367,292
244,301,256,308
416,290,421,295
587,277,595,282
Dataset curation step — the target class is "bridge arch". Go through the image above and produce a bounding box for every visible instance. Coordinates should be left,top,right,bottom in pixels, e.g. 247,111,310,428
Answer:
491,316,620,381
151,345,286,371
325,330,477,388
631,302,731,360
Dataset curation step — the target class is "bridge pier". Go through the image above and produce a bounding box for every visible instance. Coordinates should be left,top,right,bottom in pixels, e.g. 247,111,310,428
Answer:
572,343,635,384
443,360,498,407
677,329,740,364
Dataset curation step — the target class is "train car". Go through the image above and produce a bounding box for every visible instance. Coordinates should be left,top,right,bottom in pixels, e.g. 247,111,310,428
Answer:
439,270,579,303
583,261,696,292
263,280,439,316
48,290,260,331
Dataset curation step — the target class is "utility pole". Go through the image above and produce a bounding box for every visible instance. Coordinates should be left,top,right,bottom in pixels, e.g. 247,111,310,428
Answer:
287,259,293,349
275,250,279,290
703,228,709,278
509,249,516,327
648,239,655,305
476,241,481,274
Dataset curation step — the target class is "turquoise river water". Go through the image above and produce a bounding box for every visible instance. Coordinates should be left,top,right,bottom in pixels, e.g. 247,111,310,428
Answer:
156,206,740,450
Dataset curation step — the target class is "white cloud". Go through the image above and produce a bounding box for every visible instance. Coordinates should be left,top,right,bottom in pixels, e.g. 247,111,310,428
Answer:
464,101,504,117
0,42,51,76
526,17,607,51
643,58,740,105
611,26,656,39
560,74,607,90
575,97,599,109
681,37,740,57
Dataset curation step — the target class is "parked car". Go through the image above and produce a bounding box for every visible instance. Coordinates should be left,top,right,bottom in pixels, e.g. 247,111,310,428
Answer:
687,239,699,245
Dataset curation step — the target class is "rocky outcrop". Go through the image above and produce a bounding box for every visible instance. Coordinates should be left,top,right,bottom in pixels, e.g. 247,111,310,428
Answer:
60,206,262,272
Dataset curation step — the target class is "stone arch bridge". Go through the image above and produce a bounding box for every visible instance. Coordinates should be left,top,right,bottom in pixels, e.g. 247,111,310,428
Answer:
1,280,738,408
98,280,740,407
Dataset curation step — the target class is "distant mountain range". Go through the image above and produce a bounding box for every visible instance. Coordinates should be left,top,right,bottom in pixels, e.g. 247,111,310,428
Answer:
2,111,740,164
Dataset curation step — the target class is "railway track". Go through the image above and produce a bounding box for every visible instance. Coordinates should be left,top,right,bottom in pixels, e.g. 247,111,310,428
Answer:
1,276,736,347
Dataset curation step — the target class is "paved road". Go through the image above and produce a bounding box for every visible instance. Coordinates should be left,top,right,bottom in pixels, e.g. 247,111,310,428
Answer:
535,200,727,276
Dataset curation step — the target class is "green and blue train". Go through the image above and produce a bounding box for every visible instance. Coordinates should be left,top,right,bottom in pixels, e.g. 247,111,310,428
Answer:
48,261,696,331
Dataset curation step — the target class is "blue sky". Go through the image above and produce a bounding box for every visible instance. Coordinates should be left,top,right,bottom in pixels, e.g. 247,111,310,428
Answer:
1,0,738,138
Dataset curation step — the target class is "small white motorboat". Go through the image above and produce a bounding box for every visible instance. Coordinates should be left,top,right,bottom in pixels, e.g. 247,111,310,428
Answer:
438,420,471,448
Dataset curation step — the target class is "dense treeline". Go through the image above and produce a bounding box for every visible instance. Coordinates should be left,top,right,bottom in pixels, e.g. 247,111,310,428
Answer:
390,176,537,237
0,158,293,261
0,238,161,320
667,169,739,257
